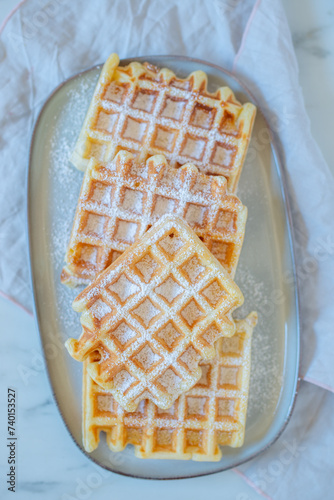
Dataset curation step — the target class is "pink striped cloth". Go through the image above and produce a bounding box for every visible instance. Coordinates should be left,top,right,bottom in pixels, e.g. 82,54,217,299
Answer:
1,1,333,497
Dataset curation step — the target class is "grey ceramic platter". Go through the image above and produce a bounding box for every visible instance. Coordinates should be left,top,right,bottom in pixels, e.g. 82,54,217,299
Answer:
27,55,300,479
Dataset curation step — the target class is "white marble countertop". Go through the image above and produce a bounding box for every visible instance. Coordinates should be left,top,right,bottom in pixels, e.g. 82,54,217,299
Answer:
283,0,334,175
0,1,333,499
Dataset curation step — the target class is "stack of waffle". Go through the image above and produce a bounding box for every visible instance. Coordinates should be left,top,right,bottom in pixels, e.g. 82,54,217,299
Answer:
62,53,257,461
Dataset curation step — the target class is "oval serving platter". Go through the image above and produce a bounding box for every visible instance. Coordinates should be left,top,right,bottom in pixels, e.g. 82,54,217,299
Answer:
27,56,300,479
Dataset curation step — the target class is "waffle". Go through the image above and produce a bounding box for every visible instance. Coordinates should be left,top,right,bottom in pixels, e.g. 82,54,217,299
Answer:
71,53,256,193
83,312,257,460
66,215,244,412
61,151,247,287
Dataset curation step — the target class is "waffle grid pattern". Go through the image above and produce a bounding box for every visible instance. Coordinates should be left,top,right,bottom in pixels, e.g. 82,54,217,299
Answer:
66,216,243,412
61,152,247,287
71,54,256,192
83,313,256,461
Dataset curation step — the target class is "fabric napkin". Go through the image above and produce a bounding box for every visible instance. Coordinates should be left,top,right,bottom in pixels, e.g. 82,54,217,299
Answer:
0,0,333,497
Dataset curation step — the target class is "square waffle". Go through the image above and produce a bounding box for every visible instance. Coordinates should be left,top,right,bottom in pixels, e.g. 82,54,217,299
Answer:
83,312,257,461
66,215,244,412
61,151,247,287
71,53,256,193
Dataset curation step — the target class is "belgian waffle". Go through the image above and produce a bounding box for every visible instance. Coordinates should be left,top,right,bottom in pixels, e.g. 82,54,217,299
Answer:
83,312,257,460
66,215,244,412
61,151,247,287
71,53,256,193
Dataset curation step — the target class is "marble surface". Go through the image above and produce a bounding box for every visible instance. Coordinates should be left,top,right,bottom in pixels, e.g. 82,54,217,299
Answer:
282,0,334,174
0,0,333,499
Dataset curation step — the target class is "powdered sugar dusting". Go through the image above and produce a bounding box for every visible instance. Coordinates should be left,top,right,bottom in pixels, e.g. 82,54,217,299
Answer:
97,394,114,412
159,234,185,256
84,213,106,236
202,280,225,306
182,256,206,283
108,274,139,302
63,145,246,285
112,322,137,346
156,322,181,349
135,254,158,283
48,72,100,338
90,299,111,320
220,366,238,386
181,299,204,327
158,368,181,392
115,220,138,242
234,263,283,421
45,65,284,438
133,344,161,371
70,215,243,412
179,346,201,372
132,298,161,327
114,369,136,392
218,399,235,417
155,276,184,303
186,396,206,416
122,188,143,213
